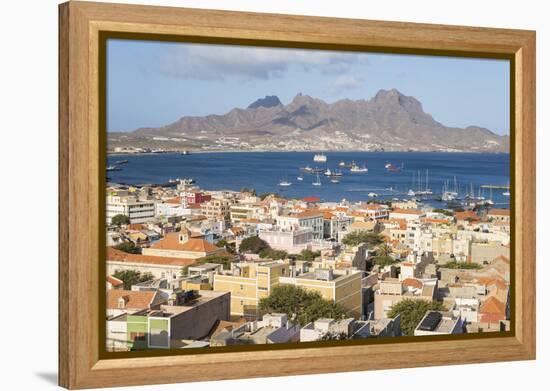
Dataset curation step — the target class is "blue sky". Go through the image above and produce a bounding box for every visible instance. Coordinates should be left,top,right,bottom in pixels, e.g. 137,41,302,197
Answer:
107,39,510,135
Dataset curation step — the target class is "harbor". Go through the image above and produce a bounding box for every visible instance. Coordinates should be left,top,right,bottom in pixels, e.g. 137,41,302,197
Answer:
106,151,510,208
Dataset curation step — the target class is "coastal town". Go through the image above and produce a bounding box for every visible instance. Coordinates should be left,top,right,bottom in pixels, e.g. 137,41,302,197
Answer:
105,173,511,351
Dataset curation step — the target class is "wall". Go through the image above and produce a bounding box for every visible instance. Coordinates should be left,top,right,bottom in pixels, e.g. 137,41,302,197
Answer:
169,292,231,340
4,0,547,390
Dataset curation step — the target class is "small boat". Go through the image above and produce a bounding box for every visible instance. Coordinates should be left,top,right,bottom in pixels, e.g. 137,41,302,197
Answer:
313,153,327,163
350,163,368,173
114,159,128,165
300,165,313,173
338,161,346,167
331,170,343,177
386,163,402,172
407,189,416,196
106,165,121,171
324,168,332,176
278,180,292,187
297,174,304,181
502,182,510,197
312,173,322,186
181,150,190,155
368,192,378,198
330,178,340,183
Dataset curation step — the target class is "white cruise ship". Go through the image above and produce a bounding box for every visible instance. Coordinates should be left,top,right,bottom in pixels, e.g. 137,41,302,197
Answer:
313,153,327,163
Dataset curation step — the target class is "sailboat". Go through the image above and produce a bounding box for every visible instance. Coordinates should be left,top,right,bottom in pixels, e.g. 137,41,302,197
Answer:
312,173,322,186
442,176,459,201
415,169,432,195
408,172,416,196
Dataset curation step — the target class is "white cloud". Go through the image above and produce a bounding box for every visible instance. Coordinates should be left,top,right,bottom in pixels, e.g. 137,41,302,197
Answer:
160,44,367,80
329,75,363,94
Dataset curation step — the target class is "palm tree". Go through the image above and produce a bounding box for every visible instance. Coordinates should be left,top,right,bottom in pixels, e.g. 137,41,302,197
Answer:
377,243,393,257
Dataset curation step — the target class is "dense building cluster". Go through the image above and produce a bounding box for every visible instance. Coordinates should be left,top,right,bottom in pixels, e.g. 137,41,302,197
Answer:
105,179,510,351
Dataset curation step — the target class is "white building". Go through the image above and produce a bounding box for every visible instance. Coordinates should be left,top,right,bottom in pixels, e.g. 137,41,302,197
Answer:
276,210,324,239
259,226,314,253
106,193,156,224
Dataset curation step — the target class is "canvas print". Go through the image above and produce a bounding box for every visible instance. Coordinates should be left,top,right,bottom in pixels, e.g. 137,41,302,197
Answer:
105,40,511,352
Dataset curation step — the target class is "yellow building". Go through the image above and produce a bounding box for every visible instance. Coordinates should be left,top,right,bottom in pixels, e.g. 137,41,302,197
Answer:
213,261,290,319
279,268,363,318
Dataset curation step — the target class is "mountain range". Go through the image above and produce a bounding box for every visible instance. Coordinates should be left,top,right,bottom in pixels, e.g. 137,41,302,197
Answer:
108,89,509,153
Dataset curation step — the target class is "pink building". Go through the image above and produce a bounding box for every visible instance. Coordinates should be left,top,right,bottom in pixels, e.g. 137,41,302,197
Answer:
185,191,211,205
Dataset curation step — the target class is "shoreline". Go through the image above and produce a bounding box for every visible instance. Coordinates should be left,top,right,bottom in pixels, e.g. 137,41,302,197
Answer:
107,150,511,157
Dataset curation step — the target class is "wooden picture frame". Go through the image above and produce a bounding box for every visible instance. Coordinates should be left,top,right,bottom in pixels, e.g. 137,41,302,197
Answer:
59,1,536,389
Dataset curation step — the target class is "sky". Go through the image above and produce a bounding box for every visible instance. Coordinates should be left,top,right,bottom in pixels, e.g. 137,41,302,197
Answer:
107,39,510,135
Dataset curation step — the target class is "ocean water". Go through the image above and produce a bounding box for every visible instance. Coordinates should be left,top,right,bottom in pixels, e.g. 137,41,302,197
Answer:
107,152,510,206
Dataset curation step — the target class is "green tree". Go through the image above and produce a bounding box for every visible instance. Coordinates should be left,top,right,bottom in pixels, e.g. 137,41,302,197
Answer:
111,214,130,227
259,192,281,200
259,285,346,326
300,297,346,326
114,242,141,254
386,299,445,336
433,208,453,217
216,239,236,254
318,332,350,341
342,232,384,248
259,248,288,260
113,270,155,290
377,243,392,257
441,261,482,270
239,236,269,254
292,249,321,262
372,255,397,268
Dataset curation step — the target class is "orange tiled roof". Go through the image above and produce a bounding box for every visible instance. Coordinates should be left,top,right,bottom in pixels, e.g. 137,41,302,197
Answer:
421,218,449,224
106,289,159,310
107,247,197,267
455,211,480,221
165,196,183,205
488,208,510,216
149,233,221,253
480,296,506,315
295,209,322,218
106,275,124,287
127,223,145,231
476,277,508,290
402,278,423,289
323,210,335,219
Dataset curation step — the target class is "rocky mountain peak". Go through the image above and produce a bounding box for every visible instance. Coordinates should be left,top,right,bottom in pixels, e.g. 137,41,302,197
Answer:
247,95,282,109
